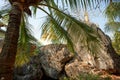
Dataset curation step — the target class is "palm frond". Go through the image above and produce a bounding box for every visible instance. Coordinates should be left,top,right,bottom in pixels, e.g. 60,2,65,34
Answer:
105,2,120,20
15,13,37,66
105,21,120,32
55,0,110,11
30,6,38,17
112,31,120,55
41,17,60,43
38,6,74,52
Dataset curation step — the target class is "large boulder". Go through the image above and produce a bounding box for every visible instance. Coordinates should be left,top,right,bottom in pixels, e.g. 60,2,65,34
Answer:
39,44,73,79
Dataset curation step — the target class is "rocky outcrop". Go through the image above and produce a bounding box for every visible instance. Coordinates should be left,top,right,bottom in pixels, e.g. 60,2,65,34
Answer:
39,44,73,79
65,23,120,78
91,24,120,71
14,44,73,80
13,41,120,80
13,24,120,79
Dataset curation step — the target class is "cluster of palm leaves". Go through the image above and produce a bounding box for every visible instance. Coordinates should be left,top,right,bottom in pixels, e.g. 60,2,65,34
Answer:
104,1,120,54
105,1,120,31
0,0,120,66
112,31,120,55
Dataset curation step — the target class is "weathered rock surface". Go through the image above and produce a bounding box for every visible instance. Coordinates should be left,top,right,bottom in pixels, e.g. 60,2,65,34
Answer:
39,44,73,79
65,59,94,78
14,55,43,80
65,23,120,78
91,24,120,71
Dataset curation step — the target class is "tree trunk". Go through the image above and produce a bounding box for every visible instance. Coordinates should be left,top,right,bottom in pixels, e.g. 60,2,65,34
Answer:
0,3,22,80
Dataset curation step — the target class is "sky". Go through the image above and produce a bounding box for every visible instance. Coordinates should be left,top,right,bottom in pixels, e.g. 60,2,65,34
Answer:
0,1,113,44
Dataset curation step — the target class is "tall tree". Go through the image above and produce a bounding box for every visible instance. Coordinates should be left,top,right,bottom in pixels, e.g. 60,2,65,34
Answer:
0,0,42,79
0,2,22,79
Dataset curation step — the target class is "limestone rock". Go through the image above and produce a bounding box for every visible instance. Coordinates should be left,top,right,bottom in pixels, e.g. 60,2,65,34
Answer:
90,24,120,71
65,59,94,78
65,23,120,78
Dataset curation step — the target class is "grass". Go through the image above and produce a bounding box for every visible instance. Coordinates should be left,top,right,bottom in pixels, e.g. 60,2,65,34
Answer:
60,73,111,80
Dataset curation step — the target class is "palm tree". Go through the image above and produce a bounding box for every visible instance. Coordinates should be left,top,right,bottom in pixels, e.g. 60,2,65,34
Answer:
0,0,42,79
0,0,112,80
0,2,22,80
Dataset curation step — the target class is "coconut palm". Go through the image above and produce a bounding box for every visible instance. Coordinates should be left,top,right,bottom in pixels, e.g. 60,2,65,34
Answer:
0,0,42,79
0,0,111,80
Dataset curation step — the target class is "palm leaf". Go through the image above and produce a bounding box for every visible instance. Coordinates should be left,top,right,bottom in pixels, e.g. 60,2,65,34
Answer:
105,21,120,32
15,13,37,66
38,6,74,52
105,2,120,20
112,31,120,55
56,0,110,11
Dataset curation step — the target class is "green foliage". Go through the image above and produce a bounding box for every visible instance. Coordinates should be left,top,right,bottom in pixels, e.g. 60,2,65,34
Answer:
15,43,39,67
61,74,111,80
77,74,111,80
105,21,120,32
112,31,120,55
104,1,120,55
105,2,120,20
105,2,120,32
15,13,39,67
58,0,109,11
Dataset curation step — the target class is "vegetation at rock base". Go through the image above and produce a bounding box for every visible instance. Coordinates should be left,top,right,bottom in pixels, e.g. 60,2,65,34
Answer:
61,74,111,80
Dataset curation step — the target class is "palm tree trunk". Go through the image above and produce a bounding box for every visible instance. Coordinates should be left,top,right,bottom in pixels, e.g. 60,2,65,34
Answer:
0,3,22,80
